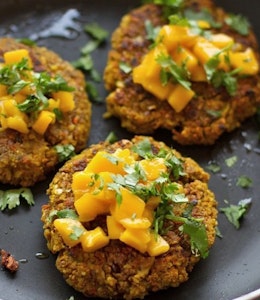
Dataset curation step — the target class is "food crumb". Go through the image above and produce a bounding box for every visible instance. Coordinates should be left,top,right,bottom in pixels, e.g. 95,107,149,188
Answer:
1,249,19,272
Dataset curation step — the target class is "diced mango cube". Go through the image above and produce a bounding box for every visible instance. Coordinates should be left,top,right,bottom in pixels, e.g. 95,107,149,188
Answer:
190,64,207,82
0,84,7,96
157,25,197,51
53,218,86,247
80,227,109,252
197,20,211,29
172,46,199,75
106,215,125,239
110,187,145,221
72,171,95,200
139,157,167,181
74,193,110,222
119,217,151,229
147,233,170,256
6,116,29,134
4,49,33,68
52,91,75,112
210,33,234,49
32,110,56,135
119,228,151,253
48,98,60,111
167,84,195,112
229,48,259,75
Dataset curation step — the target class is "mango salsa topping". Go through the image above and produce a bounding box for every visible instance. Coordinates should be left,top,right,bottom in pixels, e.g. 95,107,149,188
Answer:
132,19,259,112
53,139,210,258
0,49,75,134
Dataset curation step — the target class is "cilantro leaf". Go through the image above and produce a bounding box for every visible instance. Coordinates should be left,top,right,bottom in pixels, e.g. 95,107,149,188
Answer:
69,226,85,241
184,8,222,29
54,144,76,162
84,23,109,43
0,188,34,211
156,53,191,90
144,19,161,42
225,14,250,36
182,218,209,258
132,138,154,159
220,198,252,229
57,209,78,220
225,155,238,167
105,131,118,144
236,175,252,188
119,62,132,74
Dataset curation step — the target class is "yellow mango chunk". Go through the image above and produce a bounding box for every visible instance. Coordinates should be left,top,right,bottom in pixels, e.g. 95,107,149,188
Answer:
72,171,95,200
139,157,167,181
210,33,234,49
110,187,145,221
147,233,170,256
3,99,22,117
106,215,125,239
229,48,259,75
167,84,195,112
53,218,86,247
48,98,60,111
32,110,56,135
52,91,75,112
172,46,200,75
193,38,220,64
119,217,151,229
0,84,7,96
157,25,197,51
6,116,29,134
197,20,211,29
4,49,33,68
190,64,207,82
119,228,151,253
80,227,109,252
75,193,110,222
85,149,133,175
133,44,173,100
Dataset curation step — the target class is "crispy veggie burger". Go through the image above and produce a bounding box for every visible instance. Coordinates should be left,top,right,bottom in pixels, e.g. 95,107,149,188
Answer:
104,0,260,145
42,136,218,299
0,38,91,186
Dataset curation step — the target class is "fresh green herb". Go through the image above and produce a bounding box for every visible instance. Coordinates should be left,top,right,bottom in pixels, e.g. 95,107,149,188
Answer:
85,82,102,103
17,95,41,113
215,226,223,239
16,38,36,46
207,161,221,173
225,14,250,36
225,155,238,167
105,131,118,144
72,55,94,72
131,138,154,159
182,218,209,258
57,209,79,220
119,62,132,74
69,226,85,241
156,53,191,90
220,198,252,229
0,188,34,211
54,144,76,162
184,8,222,29
236,175,253,188
144,19,161,43
206,109,222,119
84,23,109,43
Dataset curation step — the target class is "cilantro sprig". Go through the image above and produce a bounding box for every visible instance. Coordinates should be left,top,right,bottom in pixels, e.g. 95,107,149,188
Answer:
0,188,34,211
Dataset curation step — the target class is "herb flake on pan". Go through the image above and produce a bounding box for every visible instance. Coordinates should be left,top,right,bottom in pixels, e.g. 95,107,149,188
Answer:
105,131,118,144
225,14,250,36
119,62,132,74
54,144,76,162
225,155,238,167
236,175,253,188
0,188,34,211
220,198,252,229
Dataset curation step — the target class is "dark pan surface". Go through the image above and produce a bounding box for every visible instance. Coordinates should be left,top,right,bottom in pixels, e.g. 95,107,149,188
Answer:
1,1,260,299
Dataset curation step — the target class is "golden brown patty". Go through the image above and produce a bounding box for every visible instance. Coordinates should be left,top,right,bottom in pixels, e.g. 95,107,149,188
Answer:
0,37,91,186
42,136,218,299
104,0,260,145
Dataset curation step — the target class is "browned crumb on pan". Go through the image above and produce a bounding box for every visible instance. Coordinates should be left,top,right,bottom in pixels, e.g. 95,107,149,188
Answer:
1,249,19,272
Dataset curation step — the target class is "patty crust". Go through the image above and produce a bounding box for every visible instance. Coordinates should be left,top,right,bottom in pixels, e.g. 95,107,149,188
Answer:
42,136,218,299
104,0,260,145
0,37,91,186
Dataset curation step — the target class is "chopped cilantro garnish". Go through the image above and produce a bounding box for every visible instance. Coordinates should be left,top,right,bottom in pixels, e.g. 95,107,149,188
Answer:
0,188,34,211
184,8,222,29
57,209,79,220
156,53,191,90
225,155,238,167
16,38,36,46
84,23,109,43
119,62,132,74
236,175,252,188
105,131,118,144
131,138,154,159
220,198,252,229
69,226,85,241
225,14,250,36
207,161,221,173
144,19,161,43
54,144,76,162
